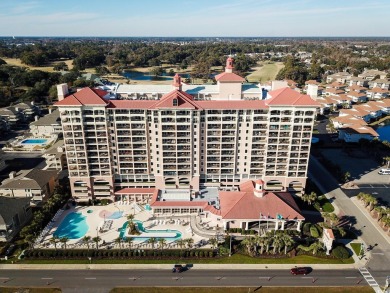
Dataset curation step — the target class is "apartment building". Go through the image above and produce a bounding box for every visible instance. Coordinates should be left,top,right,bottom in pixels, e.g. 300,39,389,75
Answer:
56,57,319,203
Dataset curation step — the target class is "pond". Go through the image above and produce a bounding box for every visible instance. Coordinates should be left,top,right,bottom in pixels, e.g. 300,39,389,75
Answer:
374,119,390,142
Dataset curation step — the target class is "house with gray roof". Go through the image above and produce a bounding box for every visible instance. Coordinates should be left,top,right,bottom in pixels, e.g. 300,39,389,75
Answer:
0,107,23,126
29,109,61,137
0,197,32,242
0,169,59,206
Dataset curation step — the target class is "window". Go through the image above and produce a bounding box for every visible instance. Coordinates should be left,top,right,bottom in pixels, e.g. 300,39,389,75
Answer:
173,99,178,107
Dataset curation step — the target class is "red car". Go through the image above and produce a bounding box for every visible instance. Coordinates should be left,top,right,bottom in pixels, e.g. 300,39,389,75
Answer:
290,267,311,275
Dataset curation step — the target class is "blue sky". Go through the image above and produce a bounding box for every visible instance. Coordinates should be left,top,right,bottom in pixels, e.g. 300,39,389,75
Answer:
0,0,389,37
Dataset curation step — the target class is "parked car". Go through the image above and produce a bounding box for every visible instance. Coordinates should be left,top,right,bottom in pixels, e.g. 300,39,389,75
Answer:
290,267,311,275
172,264,187,273
5,244,16,257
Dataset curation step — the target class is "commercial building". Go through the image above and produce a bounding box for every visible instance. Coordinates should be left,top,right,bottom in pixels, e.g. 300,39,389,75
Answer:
56,57,318,209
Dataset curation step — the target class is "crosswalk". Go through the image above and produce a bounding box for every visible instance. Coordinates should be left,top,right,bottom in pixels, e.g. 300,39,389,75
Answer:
359,267,383,293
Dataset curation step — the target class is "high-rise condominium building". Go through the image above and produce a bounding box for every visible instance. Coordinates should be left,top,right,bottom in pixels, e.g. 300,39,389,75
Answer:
56,57,318,204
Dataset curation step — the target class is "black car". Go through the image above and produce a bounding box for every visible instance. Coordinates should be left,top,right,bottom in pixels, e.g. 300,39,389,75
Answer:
290,267,311,275
172,264,187,273
5,244,16,257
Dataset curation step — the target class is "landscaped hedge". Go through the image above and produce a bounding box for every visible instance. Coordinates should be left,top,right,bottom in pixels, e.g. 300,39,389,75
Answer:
22,249,216,260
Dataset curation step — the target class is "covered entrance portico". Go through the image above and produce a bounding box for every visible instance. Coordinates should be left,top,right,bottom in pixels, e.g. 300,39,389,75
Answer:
223,218,303,233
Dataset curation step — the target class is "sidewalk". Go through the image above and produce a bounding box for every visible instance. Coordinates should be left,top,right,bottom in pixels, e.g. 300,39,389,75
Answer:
350,196,390,245
0,259,366,271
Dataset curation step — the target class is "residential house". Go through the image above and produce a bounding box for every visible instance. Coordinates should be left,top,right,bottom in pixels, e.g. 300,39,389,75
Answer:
0,107,23,127
326,72,352,84
0,197,32,242
324,88,345,96
366,87,389,100
13,102,40,121
29,109,61,137
339,108,372,123
345,85,367,93
0,169,59,206
347,91,367,103
338,125,379,143
42,140,67,170
358,69,387,81
369,79,390,90
348,77,369,87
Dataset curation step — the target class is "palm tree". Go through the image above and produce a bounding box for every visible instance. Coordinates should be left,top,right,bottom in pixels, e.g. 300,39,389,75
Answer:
82,236,91,251
282,233,294,255
49,236,59,250
256,236,266,255
158,238,167,251
176,239,186,250
272,233,283,254
311,241,324,255
241,237,255,256
383,156,390,168
302,192,317,206
25,234,36,249
185,238,194,250
127,214,134,223
125,237,134,252
264,234,273,253
148,237,157,249
60,237,69,250
373,206,386,221
114,236,123,250
92,236,101,249
208,237,218,249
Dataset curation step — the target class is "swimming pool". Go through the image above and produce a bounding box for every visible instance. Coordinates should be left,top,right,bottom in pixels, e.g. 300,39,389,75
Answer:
119,220,182,242
21,138,48,145
107,211,123,219
54,212,89,239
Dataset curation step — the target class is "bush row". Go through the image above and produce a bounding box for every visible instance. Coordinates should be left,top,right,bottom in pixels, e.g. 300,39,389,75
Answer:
23,249,215,259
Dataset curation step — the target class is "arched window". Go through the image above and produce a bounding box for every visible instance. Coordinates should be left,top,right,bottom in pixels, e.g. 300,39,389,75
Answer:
173,98,178,107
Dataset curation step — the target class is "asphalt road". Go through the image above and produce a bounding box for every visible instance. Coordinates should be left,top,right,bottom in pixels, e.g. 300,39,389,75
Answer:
308,155,390,274
0,269,374,292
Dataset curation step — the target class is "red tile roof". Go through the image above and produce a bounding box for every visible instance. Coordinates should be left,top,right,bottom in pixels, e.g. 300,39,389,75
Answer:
218,190,304,220
151,90,203,110
215,72,245,82
266,87,319,107
55,87,109,106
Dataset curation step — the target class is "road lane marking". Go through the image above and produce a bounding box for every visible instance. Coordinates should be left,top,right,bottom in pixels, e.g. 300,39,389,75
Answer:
372,253,384,255
345,277,357,278
85,278,96,280
258,277,271,279
41,278,53,280
301,277,312,278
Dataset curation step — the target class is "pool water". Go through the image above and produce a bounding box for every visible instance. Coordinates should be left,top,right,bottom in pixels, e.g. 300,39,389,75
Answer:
145,204,152,211
54,212,89,239
119,220,182,242
107,211,123,219
21,138,48,145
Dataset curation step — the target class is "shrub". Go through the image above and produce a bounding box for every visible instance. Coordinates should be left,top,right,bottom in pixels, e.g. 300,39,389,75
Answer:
310,226,319,238
331,245,350,259
303,223,311,235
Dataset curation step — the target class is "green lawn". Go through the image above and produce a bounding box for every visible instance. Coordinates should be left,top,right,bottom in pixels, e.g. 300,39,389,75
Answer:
350,243,362,256
246,61,284,83
111,287,373,293
16,254,354,265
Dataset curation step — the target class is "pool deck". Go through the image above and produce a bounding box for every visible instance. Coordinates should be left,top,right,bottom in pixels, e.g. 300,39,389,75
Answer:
39,203,210,250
